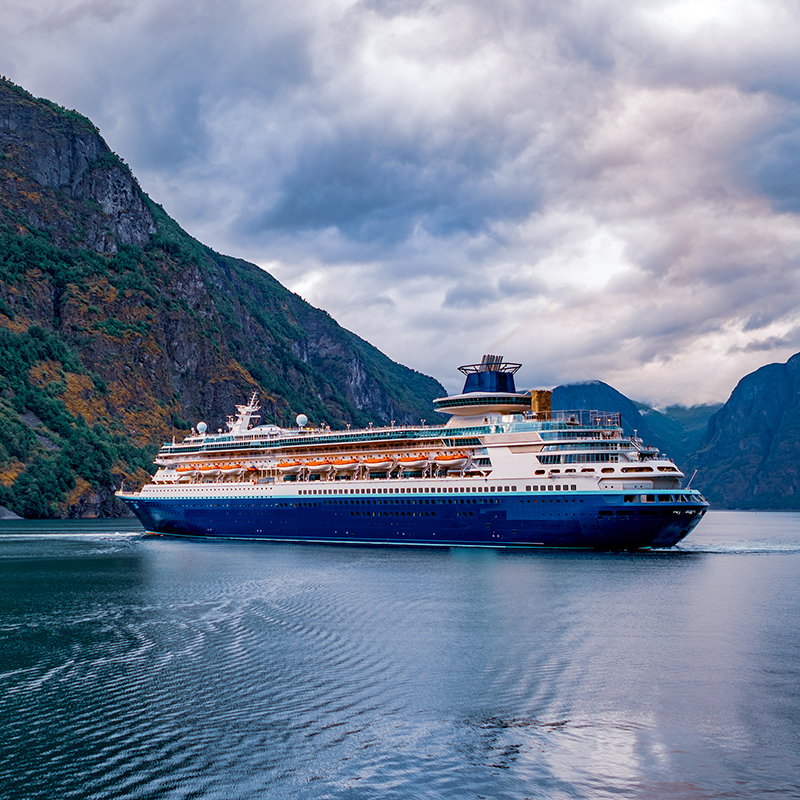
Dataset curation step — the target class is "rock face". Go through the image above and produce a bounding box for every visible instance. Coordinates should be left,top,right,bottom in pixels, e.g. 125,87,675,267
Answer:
0,78,445,518
0,84,156,253
689,353,800,508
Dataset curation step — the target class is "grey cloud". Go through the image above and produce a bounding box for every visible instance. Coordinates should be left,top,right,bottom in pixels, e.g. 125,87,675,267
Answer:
4,0,800,405
746,118,800,213
243,127,541,244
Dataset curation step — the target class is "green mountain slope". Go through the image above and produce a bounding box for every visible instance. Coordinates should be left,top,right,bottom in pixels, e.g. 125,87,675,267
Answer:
0,78,444,517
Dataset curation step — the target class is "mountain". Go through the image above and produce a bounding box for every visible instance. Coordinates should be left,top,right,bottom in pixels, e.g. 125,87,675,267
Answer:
0,78,445,518
688,353,800,509
552,381,719,467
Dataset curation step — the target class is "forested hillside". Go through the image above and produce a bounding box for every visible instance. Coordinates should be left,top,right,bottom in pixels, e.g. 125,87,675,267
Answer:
0,78,444,517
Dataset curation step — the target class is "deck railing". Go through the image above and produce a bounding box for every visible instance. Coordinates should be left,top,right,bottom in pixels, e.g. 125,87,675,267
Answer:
526,409,622,428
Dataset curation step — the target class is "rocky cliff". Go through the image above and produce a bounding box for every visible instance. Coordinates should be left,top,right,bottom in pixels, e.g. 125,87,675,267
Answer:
0,78,445,518
689,353,800,508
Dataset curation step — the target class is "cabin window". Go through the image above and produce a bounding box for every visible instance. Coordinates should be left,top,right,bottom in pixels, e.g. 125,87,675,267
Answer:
547,485,554,492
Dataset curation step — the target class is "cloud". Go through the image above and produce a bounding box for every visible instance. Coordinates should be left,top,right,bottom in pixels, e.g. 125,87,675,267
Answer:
3,0,800,405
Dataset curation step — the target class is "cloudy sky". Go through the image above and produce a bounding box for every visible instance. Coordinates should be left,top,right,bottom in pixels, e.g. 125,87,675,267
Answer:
3,0,800,403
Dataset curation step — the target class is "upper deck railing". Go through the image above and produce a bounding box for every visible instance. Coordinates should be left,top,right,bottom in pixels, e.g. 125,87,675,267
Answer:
525,409,622,428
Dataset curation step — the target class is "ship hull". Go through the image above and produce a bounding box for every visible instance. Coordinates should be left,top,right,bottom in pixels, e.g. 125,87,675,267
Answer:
121,491,706,550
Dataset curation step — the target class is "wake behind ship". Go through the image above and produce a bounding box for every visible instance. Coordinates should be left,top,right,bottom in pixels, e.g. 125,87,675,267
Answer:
117,356,708,549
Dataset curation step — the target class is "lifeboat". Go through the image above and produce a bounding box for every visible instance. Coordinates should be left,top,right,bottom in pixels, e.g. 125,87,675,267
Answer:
331,458,360,473
175,464,198,475
276,460,303,474
397,454,430,470
362,456,395,470
198,464,220,477
219,464,244,475
305,460,333,474
433,452,469,471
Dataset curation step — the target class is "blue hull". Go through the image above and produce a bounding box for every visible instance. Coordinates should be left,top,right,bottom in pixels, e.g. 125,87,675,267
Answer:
123,491,707,550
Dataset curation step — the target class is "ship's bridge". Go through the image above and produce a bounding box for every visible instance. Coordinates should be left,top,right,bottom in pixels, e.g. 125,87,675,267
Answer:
434,354,534,419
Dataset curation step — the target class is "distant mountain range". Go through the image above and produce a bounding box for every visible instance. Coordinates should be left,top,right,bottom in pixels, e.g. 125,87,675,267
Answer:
688,353,800,509
0,78,797,515
552,381,721,469
554,360,800,509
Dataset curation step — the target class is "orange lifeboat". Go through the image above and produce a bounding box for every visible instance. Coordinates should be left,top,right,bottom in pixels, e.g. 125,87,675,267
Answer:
362,456,395,471
175,464,198,474
331,458,360,473
276,460,303,474
198,464,220,477
434,452,469,470
397,454,429,470
219,464,244,476
305,460,333,474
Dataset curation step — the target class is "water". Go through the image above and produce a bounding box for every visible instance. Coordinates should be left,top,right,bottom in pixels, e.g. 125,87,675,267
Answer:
0,512,798,800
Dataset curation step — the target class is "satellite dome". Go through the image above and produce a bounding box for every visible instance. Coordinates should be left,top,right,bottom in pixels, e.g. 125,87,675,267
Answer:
296,414,308,428
197,421,208,434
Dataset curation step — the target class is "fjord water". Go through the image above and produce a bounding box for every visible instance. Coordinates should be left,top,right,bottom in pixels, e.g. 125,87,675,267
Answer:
1,513,799,800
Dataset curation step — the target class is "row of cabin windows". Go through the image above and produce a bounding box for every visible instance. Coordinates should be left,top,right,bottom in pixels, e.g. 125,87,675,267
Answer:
538,453,620,464
297,484,584,496
300,485,518,496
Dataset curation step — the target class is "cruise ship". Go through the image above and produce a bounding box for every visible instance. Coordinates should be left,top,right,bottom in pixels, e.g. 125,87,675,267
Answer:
117,355,708,549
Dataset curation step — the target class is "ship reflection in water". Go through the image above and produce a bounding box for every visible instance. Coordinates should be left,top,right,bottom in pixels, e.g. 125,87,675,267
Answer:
0,512,799,799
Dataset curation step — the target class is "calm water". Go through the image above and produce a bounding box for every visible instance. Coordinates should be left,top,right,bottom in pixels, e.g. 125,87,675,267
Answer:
1,512,799,800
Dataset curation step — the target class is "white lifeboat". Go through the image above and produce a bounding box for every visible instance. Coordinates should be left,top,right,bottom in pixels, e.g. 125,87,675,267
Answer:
331,458,360,473
434,452,469,471
276,460,303,474
397,454,429,470
305,460,333,474
362,456,395,471
198,464,220,477
219,464,244,475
